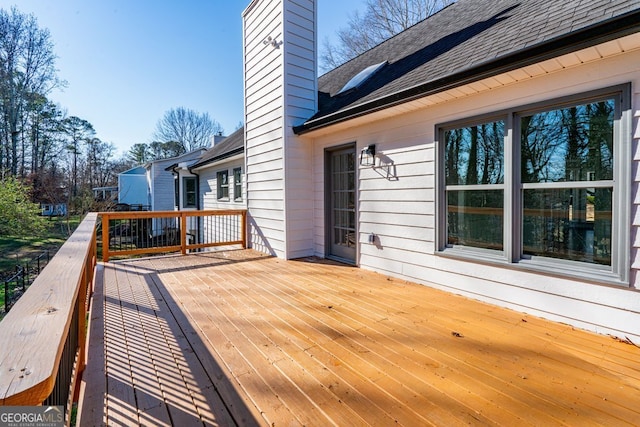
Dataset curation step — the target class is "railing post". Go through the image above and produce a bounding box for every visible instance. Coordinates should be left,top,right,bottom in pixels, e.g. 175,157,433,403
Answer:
102,213,110,262
76,250,90,385
22,264,27,291
181,213,187,255
4,279,8,313
89,231,97,295
242,210,247,249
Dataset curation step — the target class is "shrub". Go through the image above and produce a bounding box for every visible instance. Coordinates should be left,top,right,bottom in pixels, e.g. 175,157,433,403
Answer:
0,177,47,236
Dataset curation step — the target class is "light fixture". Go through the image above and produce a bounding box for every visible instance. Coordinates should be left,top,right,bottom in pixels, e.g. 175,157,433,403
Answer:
262,36,283,48
359,144,376,167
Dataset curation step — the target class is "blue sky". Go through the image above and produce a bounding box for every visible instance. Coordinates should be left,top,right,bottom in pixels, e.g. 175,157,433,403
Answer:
1,0,364,155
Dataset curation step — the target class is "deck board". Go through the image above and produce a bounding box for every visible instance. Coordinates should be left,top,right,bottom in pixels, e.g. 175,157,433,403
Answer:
79,250,640,426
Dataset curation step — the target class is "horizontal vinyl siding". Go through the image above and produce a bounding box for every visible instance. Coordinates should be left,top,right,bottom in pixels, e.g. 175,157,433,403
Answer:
310,49,640,340
199,159,246,210
244,0,286,257
632,77,640,288
283,0,316,258
151,165,175,211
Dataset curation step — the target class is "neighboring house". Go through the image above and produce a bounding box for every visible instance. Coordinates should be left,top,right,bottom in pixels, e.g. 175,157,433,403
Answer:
191,127,246,209
146,148,206,236
117,166,148,208
40,203,67,217
242,0,640,340
114,149,205,237
92,186,118,202
188,127,246,247
148,149,206,212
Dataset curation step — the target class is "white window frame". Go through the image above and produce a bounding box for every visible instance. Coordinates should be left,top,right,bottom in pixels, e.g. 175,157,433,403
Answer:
436,84,631,286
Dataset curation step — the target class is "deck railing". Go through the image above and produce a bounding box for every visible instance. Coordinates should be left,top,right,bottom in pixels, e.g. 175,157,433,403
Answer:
100,209,247,262
0,213,98,424
2,251,50,314
0,209,246,424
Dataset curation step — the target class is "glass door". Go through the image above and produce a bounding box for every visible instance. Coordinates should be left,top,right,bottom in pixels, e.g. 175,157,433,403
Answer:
327,145,356,263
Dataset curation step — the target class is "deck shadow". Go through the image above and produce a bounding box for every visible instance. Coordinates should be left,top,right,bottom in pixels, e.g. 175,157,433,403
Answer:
80,260,261,426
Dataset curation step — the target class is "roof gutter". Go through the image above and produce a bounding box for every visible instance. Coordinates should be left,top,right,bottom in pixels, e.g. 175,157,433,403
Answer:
189,147,244,171
293,8,640,135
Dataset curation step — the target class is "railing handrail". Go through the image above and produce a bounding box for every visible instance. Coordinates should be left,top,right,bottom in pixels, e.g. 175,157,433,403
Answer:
0,213,97,409
100,208,247,219
100,209,247,262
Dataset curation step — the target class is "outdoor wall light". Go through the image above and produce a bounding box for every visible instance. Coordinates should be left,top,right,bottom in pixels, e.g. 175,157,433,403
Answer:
359,144,376,167
263,36,283,48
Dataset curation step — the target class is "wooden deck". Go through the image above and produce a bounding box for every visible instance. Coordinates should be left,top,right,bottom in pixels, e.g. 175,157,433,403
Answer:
78,249,640,426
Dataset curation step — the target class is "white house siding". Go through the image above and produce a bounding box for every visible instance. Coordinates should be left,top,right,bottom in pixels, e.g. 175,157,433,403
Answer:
148,160,177,237
282,0,316,258
150,161,176,212
199,157,246,248
243,0,316,258
199,158,246,210
308,48,640,340
147,150,204,235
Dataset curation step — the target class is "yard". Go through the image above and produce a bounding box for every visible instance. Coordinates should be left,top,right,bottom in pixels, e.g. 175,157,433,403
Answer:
0,215,81,312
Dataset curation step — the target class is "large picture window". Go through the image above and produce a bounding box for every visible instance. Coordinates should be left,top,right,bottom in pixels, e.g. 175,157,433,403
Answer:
438,86,630,284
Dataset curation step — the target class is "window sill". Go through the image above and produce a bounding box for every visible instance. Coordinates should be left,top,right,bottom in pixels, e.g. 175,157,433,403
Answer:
436,247,628,288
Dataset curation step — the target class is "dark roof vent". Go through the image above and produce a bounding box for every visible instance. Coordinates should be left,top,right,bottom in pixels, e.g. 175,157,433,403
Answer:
336,61,387,95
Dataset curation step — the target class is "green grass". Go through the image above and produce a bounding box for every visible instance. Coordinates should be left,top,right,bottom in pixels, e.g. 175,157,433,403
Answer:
0,216,82,311
0,215,82,271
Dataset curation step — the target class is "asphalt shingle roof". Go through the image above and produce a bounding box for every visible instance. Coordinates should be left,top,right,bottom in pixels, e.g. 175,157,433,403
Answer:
190,126,244,169
295,0,640,133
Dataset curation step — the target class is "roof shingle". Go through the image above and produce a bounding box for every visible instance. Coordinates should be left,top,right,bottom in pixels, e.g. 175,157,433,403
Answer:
295,0,640,133
190,126,244,169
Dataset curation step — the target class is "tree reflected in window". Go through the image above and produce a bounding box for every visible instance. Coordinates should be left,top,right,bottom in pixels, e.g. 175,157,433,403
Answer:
521,100,614,265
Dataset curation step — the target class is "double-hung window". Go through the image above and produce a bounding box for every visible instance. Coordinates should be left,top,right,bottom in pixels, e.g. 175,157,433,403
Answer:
442,118,505,252
217,170,229,200
437,85,630,284
183,176,197,208
233,167,242,201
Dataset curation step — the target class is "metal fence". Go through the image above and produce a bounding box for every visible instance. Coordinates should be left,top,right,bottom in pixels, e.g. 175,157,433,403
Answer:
100,210,247,262
1,250,50,314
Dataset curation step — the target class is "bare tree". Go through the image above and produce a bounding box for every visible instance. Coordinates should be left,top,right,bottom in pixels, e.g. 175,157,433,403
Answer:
0,6,63,176
149,140,184,160
85,137,116,189
153,107,223,153
320,0,454,72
